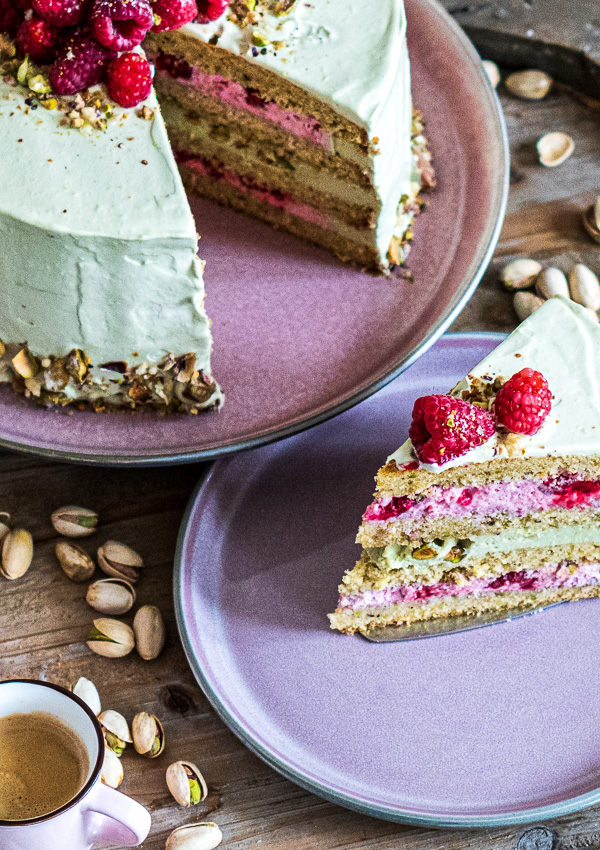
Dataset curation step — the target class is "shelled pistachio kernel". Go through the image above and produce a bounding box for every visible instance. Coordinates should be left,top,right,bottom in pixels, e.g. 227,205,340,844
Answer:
97,540,143,583
72,677,101,715
133,605,166,660
132,712,164,758
166,761,208,807
166,823,223,850
505,69,552,100
1,529,34,579
0,512,11,545
87,617,135,658
99,710,132,756
500,258,542,291
55,540,95,582
101,746,123,788
51,505,98,538
86,578,136,615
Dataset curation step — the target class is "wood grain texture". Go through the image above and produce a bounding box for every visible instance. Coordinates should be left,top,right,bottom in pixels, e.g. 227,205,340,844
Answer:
2,83,600,849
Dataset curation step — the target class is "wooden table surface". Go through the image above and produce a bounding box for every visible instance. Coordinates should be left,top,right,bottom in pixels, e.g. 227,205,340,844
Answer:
3,71,600,850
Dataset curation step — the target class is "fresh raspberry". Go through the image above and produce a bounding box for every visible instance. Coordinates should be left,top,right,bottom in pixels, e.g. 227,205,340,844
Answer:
32,0,87,26
0,0,23,35
90,0,152,50
494,368,551,435
151,0,196,32
409,395,495,466
195,0,226,23
15,14,59,61
106,50,151,107
49,32,114,93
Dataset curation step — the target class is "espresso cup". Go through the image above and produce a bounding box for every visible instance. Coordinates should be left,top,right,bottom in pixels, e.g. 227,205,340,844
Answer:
0,679,151,849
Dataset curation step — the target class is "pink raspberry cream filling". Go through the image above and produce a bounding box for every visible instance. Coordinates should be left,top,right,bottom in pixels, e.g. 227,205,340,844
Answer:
339,562,600,611
363,475,600,524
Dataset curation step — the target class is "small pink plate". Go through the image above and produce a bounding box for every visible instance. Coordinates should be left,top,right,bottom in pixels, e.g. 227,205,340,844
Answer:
175,333,600,827
0,0,508,465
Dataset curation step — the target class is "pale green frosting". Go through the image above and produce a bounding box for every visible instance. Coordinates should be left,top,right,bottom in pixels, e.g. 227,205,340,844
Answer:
0,80,215,376
368,524,600,576
181,0,414,265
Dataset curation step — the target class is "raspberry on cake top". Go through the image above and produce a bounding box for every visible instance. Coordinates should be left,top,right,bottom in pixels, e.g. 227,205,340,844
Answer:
330,296,600,633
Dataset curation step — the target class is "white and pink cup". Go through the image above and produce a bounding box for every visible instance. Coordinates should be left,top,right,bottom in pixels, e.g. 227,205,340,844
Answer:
0,679,151,850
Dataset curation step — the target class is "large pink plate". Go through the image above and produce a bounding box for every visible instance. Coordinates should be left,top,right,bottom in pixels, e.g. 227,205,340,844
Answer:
175,333,600,826
0,0,509,465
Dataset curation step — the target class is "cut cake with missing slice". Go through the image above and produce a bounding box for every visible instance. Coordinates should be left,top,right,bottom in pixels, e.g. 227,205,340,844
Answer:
330,296,600,634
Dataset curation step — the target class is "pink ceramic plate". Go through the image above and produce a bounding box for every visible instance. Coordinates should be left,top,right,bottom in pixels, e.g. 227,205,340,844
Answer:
175,334,600,826
0,0,509,465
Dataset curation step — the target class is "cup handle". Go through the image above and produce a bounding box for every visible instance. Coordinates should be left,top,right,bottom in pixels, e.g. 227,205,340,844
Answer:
83,783,151,847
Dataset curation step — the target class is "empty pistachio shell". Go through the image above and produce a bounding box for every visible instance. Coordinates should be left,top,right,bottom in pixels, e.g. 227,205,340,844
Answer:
87,617,135,658
482,60,500,89
86,578,136,615
0,512,11,545
55,540,95,583
535,267,569,300
536,132,574,167
1,528,34,580
98,710,132,757
72,677,101,715
132,712,164,758
166,823,223,850
133,605,166,661
51,506,98,537
513,291,545,321
569,264,600,311
97,541,143,583
500,258,542,291
583,202,600,246
166,761,208,807
505,69,552,100
101,746,123,788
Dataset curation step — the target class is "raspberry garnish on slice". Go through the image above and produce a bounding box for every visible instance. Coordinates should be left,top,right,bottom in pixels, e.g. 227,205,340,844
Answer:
0,0,24,35
90,0,153,51
15,14,59,62
494,368,551,436
195,0,227,23
32,0,88,27
106,50,151,107
151,0,197,32
409,395,496,466
49,32,114,94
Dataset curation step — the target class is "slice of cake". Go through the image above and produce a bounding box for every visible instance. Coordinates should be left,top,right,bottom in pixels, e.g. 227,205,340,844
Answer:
146,0,430,273
330,296,600,634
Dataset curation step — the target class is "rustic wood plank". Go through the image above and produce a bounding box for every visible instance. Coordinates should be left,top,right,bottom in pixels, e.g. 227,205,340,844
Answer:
2,80,600,849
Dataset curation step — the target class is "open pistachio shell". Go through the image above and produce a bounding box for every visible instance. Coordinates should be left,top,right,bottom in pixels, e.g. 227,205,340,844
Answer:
569,264,600,311
87,617,135,658
583,203,600,246
55,540,95,582
132,712,165,758
97,541,143,583
1,528,34,580
72,677,101,715
166,823,223,850
536,132,574,167
101,746,123,788
482,60,500,89
166,761,208,807
86,578,136,615
51,505,98,537
500,258,542,291
133,605,166,661
0,512,11,545
505,69,552,100
535,267,569,300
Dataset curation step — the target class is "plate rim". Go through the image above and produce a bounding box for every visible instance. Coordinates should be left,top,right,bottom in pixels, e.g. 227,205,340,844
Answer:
0,0,510,467
172,331,600,828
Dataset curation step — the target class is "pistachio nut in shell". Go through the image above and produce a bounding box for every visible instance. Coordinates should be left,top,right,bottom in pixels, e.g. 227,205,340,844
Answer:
166,823,223,850
55,540,95,583
97,540,143,583
87,617,135,658
72,676,101,715
513,291,545,322
166,761,208,807
99,709,132,756
536,131,574,167
101,746,123,788
0,512,11,545
86,578,136,615
482,60,500,89
500,258,542,291
1,528,34,580
51,505,98,538
534,267,569,300
133,605,166,661
132,712,164,758
569,264,600,311
505,69,552,100
583,203,600,246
